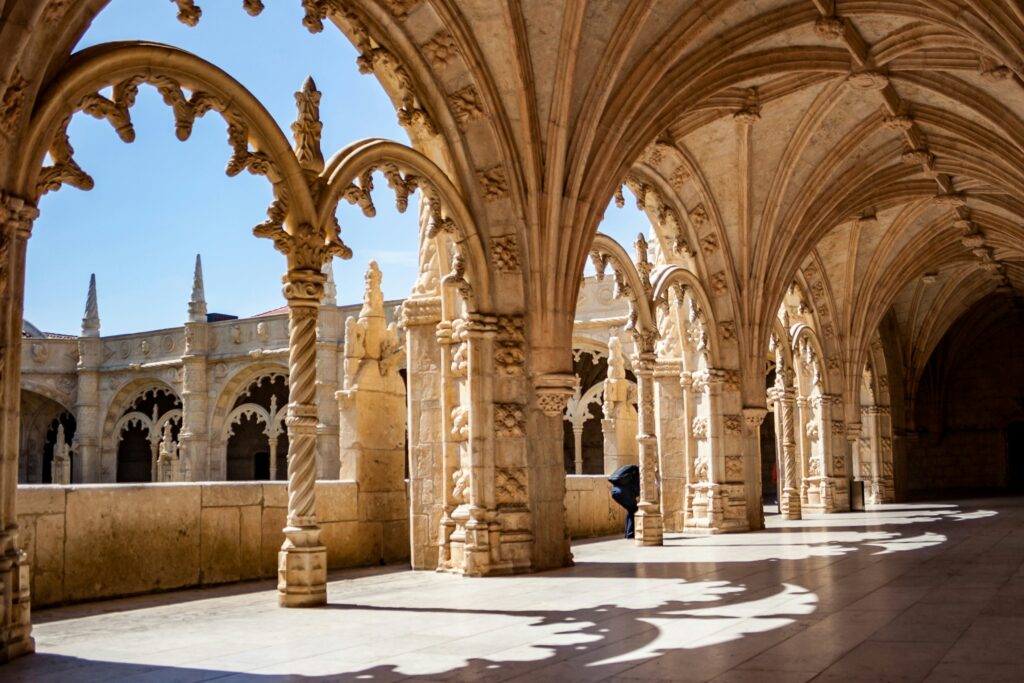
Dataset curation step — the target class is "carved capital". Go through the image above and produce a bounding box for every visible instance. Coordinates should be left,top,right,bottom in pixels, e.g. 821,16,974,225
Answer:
535,373,576,417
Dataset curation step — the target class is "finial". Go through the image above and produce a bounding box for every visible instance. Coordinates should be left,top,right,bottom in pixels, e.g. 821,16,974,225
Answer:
82,274,100,337
321,260,337,306
189,254,207,322
360,260,384,318
292,76,325,173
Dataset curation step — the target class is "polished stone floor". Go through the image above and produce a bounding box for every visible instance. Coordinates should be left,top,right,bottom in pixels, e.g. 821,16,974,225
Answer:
6,498,1024,682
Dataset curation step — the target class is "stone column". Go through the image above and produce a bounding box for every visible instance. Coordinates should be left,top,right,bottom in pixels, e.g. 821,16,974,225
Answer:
401,297,443,570
776,387,802,520
654,360,686,532
315,262,341,479
434,319,457,570
878,407,895,503
796,396,811,507
572,424,584,475
278,267,327,607
743,408,768,530
180,255,210,480
633,340,663,546
74,274,102,483
0,193,38,660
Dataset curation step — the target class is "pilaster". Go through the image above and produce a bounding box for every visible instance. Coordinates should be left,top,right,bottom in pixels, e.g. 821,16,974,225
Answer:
0,192,37,660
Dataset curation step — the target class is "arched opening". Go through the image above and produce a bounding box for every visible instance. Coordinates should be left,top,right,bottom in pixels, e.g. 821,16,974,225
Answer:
113,386,182,483
18,389,74,484
908,293,1024,497
225,374,289,481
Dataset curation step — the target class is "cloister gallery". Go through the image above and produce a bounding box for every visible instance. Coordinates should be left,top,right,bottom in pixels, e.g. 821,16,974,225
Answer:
0,0,1023,680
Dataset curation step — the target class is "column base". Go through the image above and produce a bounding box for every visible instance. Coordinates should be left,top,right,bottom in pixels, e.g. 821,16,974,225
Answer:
277,528,327,608
802,476,851,514
0,551,34,662
780,487,802,520
684,483,749,534
635,503,663,546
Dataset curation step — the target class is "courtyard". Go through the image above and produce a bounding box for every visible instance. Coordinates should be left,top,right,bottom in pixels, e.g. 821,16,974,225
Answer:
7,498,1021,682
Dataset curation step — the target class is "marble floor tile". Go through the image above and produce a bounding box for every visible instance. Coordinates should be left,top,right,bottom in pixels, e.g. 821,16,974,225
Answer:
6,497,1024,682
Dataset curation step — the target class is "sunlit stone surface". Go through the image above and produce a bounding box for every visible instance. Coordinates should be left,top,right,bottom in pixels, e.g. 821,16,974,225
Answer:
6,498,1021,682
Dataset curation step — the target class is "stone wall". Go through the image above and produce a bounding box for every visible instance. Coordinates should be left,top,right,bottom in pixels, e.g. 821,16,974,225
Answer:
17,480,405,608
19,475,623,608
564,475,627,539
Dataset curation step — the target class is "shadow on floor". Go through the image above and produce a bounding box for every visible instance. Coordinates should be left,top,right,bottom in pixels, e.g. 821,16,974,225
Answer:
8,498,1021,682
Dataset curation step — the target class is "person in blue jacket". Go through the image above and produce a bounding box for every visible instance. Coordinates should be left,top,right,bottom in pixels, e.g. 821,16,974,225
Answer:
608,464,640,539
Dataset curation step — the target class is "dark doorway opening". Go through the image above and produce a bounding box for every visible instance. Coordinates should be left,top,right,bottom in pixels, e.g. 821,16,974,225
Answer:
1009,422,1024,493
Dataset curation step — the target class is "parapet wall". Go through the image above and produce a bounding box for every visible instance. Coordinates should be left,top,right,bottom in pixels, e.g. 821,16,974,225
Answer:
565,475,626,539
18,475,624,608
17,480,407,608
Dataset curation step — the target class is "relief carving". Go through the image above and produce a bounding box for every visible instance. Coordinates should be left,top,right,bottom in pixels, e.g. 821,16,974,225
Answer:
490,235,521,272
494,403,525,438
449,85,484,128
477,166,510,201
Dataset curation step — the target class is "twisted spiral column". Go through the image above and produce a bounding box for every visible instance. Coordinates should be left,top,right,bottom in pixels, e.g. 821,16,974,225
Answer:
278,269,327,607
778,388,802,520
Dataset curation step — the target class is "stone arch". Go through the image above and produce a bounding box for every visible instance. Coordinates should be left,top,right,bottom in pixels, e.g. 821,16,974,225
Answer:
318,138,492,312
100,379,182,482
209,362,288,479
651,265,723,371
18,388,74,484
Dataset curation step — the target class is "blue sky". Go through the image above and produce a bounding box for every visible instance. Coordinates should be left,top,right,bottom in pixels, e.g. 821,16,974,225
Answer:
25,0,648,336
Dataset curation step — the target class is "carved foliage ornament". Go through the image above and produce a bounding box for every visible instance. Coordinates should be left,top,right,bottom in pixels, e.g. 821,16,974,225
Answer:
494,403,525,438
490,235,521,272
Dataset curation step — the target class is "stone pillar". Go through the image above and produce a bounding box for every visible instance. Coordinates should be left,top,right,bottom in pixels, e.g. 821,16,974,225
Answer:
278,267,327,607
861,406,894,505
316,261,341,479
74,274,102,483
180,256,210,480
0,192,38,660
705,371,748,533
654,360,686,532
776,387,802,520
817,395,850,512
743,408,768,530
632,340,662,546
401,297,443,570
337,262,408,564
